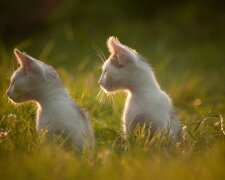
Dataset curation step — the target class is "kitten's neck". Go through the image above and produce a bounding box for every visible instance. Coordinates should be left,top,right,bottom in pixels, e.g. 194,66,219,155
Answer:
128,70,161,98
34,82,70,109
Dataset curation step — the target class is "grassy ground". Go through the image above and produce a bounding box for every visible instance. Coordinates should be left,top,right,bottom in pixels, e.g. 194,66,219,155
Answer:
0,18,225,179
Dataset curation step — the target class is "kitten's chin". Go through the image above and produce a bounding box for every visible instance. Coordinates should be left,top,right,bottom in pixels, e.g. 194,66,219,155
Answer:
8,98,23,104
100,85,114,93
8,95,25,104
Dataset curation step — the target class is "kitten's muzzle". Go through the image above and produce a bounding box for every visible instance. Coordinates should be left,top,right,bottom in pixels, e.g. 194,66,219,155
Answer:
6,89,14,100
98,79,107,90
6,89,11,96
6,91,21,103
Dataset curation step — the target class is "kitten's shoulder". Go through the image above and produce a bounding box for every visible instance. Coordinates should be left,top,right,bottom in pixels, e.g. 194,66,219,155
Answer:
70,100,89,121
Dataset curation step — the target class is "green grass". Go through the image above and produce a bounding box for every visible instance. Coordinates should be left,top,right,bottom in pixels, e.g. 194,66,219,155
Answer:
0,21,225,179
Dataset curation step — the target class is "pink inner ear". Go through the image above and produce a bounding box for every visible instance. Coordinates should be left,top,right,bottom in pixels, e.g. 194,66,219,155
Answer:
107,36,122,55
107,37,131,65
14,49,27,66
14,49,32,72
107,37,134,65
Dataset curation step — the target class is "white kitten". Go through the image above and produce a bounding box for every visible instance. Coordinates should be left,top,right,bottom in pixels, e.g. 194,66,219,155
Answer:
7,49,95,149
99,37,181,140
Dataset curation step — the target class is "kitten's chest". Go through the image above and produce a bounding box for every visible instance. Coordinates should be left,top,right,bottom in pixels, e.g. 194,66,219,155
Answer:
36,108,55,132
123,95,158,124
36,105,70,133
123,96,141,122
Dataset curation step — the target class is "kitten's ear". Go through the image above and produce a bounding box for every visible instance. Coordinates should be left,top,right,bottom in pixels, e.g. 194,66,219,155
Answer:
14,49,33,72
107,36,133,65
107,36,121,54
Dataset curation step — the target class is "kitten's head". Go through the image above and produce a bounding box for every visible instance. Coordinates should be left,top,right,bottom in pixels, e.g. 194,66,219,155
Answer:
7,49,59,103
98,36,147,92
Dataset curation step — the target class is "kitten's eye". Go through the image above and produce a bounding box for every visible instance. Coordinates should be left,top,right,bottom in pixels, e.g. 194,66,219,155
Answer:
11,80,15,85
103,69,107,73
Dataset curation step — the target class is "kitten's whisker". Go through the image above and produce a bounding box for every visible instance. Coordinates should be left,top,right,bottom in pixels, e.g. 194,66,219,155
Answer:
96,88,105,106
108,93,115,108
94,46,105,60
96,53,104,63
96,88,103,100
96,89,102,102
98,48,107,62
96,52,105,63
93,45,106,63
101,90,106,105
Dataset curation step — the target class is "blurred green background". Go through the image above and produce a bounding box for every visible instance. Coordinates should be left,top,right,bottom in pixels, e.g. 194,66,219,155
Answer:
1,0,224,70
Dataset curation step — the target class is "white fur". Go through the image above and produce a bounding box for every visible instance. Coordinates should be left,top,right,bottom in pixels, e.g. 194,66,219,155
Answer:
99,37,181,139
7,49,95,149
